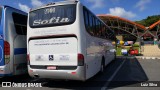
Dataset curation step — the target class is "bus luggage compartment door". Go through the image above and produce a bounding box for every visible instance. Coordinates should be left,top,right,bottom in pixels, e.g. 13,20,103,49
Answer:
29,37,77,66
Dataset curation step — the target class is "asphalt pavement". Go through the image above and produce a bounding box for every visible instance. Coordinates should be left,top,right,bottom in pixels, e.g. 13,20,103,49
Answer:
0,57,160,90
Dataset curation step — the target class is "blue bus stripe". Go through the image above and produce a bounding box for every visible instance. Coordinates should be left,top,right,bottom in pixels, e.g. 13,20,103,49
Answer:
0,40,4,66
0,7,4,66
14,48,27,55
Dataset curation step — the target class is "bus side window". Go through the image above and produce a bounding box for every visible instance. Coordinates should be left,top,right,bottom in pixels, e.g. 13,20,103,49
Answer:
101,25,106,38
12,13,27,35
104,28,107,38
98,22,103,37
84,10,89,31
96,21,101,37
92,16,96,36
106,28,111,39
88,13,94,36
95,19,98,36
84,8,94,36
108,29,115,41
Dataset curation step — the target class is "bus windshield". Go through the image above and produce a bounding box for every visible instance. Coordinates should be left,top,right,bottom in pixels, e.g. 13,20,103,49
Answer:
0,7,2,24
29,4,76,28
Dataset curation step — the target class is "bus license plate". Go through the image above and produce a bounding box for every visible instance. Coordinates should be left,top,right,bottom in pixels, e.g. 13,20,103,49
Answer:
47,66,56,70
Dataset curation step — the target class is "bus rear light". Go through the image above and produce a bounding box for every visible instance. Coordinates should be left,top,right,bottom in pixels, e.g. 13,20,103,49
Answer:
4,41,10,55
29,70,33,73
27,54,30,65
78,54,84,66
27,54,30,61
4,41,10,64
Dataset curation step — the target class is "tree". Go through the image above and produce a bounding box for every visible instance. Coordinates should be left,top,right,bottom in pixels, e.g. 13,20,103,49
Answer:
135,15,160,26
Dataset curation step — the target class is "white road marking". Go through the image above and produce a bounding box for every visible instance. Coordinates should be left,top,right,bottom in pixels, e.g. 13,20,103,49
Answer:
101,59,126,90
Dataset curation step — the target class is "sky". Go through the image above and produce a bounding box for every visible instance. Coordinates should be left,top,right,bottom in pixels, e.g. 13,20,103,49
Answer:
0,0,160,21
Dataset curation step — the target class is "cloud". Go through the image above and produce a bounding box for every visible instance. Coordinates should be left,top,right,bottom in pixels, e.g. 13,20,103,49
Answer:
88,0,105,9
135,0,151,11
18,0,45,12
108,7,136,19
31,0,44,7
18,3,30,12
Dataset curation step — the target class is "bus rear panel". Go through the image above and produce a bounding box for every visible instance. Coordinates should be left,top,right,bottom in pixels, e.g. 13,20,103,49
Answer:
27,2,86,80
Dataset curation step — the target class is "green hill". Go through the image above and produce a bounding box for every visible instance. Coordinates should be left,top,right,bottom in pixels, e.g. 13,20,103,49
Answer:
135,15,160,26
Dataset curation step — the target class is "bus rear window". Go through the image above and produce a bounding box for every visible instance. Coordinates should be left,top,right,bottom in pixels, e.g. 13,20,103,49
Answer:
29,4,76,28
0,7,2,24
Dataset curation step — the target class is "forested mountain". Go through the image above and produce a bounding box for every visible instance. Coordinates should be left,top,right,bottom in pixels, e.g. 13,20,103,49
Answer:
135,15,160,26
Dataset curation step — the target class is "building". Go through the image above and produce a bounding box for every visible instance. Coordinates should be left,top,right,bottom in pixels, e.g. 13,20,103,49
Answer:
97,15,160,45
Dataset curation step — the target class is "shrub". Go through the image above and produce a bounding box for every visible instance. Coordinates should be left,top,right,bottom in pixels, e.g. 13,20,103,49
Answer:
132,44,139,47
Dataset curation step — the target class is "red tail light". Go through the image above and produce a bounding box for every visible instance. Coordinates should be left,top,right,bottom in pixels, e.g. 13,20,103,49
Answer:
4,41,10,64
78,54,84,66
27,54,30,61
4,41,10,55
27,54,30,64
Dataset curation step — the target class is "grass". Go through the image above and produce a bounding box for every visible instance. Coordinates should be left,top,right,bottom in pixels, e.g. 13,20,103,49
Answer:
116,47,122,56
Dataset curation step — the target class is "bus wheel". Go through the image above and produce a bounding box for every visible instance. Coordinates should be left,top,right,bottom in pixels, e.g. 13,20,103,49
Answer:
100,59,105,73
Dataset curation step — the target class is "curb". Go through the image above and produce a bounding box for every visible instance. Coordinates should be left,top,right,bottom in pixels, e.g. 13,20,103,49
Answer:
116,56,160,60
136,57,160,60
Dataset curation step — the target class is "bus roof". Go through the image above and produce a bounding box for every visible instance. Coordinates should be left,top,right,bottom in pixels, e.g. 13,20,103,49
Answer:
0,5,27,14
30,0,78,12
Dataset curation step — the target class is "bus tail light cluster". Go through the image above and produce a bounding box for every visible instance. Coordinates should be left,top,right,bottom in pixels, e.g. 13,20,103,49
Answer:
4,41,10,64
78,54,84,66
27,54,30,64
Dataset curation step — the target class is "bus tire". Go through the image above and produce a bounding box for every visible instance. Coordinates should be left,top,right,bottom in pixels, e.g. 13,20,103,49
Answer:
100,58,105,73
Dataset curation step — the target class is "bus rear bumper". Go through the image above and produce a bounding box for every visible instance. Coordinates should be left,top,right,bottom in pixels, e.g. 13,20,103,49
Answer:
0,66,13,77
28,65,86,81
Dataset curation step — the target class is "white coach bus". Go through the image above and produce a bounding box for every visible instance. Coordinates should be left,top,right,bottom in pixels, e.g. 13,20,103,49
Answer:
0,6,27,77
27,0,116,81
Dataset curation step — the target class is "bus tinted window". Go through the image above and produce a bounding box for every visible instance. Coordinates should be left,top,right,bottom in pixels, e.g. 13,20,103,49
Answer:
0,7,2,24
83,6,115,40
12,13,27,35
29,4,76,28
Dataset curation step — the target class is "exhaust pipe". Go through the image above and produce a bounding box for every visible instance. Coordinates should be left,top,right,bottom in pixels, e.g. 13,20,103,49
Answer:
34,74,39,78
